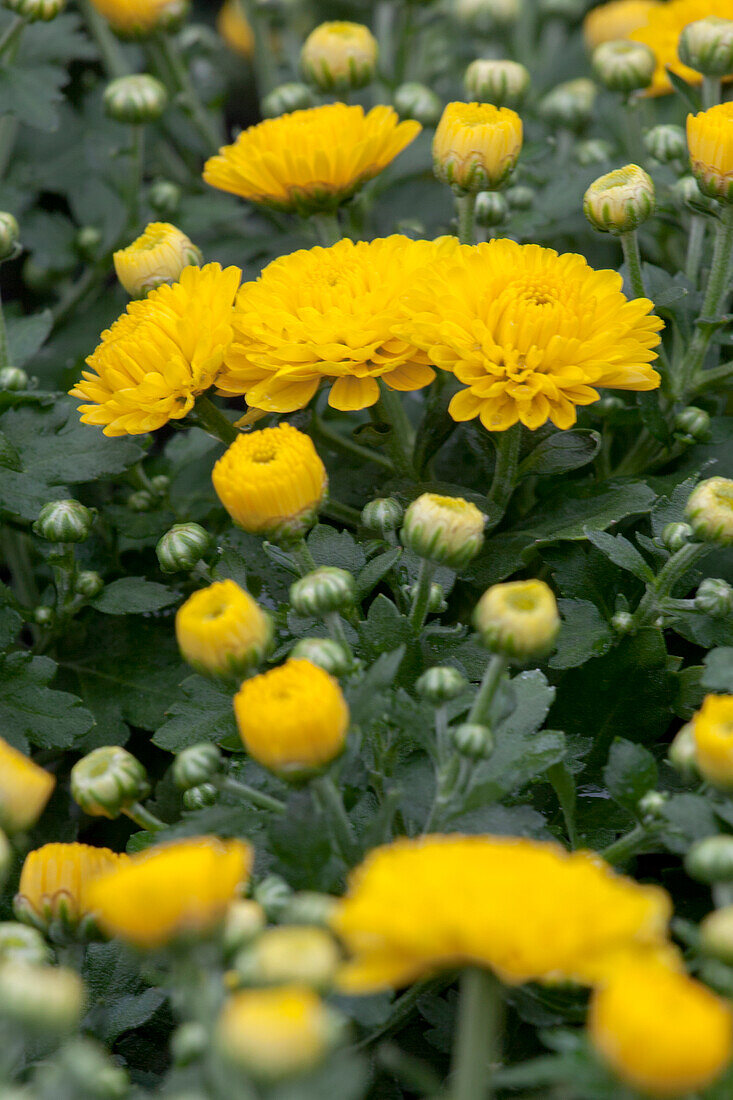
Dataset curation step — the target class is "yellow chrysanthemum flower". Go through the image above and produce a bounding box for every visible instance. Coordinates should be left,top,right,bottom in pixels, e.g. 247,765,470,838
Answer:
589,955,733,1097
175,579,273,678
688,102,733,203
89,0,179,34
692,694,733,790
583,0,661,50
202,104,421,214
233,659,349,779
85,836,252,948
398,239,663,432
0,738,55,834
113,222,203,298
217,0,254,57
631,0,733,96
217,237,457,414
330,835,672,992
433,102,523,192
69,264,241,437
212,424,328,542
14,843,127,935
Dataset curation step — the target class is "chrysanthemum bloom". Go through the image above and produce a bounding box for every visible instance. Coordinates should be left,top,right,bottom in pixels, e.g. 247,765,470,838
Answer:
0,738,55,834
589,956,733,1097
687,103,733,204
301,22,378,92
433,103,522,193
399,240,663,432
401,493,485,569
175,579,273,678
686,477,733,544
85,836,252,948
14,843,127,937
330,835,672,992
89,0,181,34
212,424,328,542
583,0,660,50
202,104,421,215
113,223,203,298
234,659,349,779
474,580,560,660
630,0,733,96
69,264,240,437
217,0,254,57
691,694,733,790
217,237,457,414
216,986,342,1081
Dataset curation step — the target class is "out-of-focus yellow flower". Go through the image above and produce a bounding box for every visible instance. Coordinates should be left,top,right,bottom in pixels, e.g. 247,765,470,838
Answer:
433,102,522,192
217,0,254,57
0,738,55,834
583,0,660,49
692,694,733,790
89,0,180,34
212,424,327,542
688,103,733,203
203,104,421,214
589,956,733,1097
14,843,127,936
217,237,457,414
113,222,202,298
330,835,672,992
237,925,341,989
630,0,733,96
474,579,560,660
301,22,378,92
69,264,240,437
85,836,252,949
234,659,349,779
398,240,663,432
176,579,273,678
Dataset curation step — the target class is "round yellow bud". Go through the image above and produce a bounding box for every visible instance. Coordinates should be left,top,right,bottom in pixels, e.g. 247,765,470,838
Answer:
433,102,523,193
301,22,378,93
113,222,202,298
701,906,733,966
473,579,560,660
583,164,655,234
401,493,485,569
0,961,85,1034
687,104,733,204
222,900,267,955
233,659,349,780
0,738,55,834
175,580,273,679
217,0,254,58
583,0,661,50
464,59,530,110
236,925,341,990
692,694,733,791
685,477,733,544
212,424,328,545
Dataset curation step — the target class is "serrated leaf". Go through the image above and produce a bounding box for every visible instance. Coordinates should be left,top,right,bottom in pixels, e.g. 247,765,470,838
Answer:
603,739,657,812
550,599,613,670
355,547,402,601
91,577,178,615
308,524,367,574
584,529,655,582
154,674,237,751
702,648,733,693
519,430,600,478
5,310,53,367
0,652,93,750
0,582,22,651
0,62,67,131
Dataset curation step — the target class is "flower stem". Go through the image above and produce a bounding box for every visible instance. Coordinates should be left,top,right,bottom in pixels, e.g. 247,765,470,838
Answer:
324,611,355,660
77,0,129,79
601,823,656,865
456,193,477,246
685,215,706,287
291,539,318,575
312,774,358,863
312,212,343,247
154,31,222,152
312,412,394,472
702,75,721,109
633,542,710,626
376,381,415,478
128,124,145,231
451,967,503,1100
468,655,508,726
0,283,9,370
238,0,277,101
123,802,166,831
620,230,646,299
0,14,25,57
486,424,521,531
681,204,733,398
409,558,436,631
219,776,287,815
190,395,239,444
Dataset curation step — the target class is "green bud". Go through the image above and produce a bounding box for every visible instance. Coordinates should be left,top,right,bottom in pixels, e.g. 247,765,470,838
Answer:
149,178,182,217
592,39,655,94
34,499,94,543
361,497,404,537
157,0,188,33
2,0,65,21
686,477,733,545
253,874,292,920
156,523,210,573
222,900,266,956
103,74,168,124
183,783,219,810
584,164,655,234
33,605,54,627
0,366,28,391
279,891,338,928
75,570,104,599
464,58,530,109
71,746,149,819
671,175,702,207
700,906,733,966
150,474,170,494
290,567,355,617
662,522,693,553
574,138,613,167
685,836,733,884
0,961,85,1033
678,17,733,77
611,610,635,634
644,124,686,163
637,790,668,820
0,922,51,965
53,1039,129,1099
127,489,154,511
416,666,468,704
668,722,698,781
505,185,534,210
393,82,442,127
289,637,354,676
539,78,596,132
674,405,711,442
172,1022,209,1067
75,226,102,260
452,722,494,759
454,0,520,29
173,743,222,790
401,493,485,569
403,581,447,614
0,211,20,262
261,82,317,119
475,191,509,228
695,578,733,618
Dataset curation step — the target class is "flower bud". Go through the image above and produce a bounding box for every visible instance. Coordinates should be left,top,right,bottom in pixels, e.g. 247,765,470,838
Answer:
637,790,667,819
506,184,533,209
222,900,266,956
701,906,733,965
127,489,153,511
0,365,28,390
155,0,188,32
686,836,733,884
14,842,126,940
692,694,733,790
695,578,733,618
0,211,19,262
75,570,104,599
675,405,711,442
575,138,614,166
662,522,693,553
261,82,317,119
668,721,698,781
679,18,733,77
361,497,404,537
75,225,102,260
584,164,655,235
34,499,93,543
416,666,468,704
71,746,149,819
464,59,530,110
234,925,340,990
433,102,523,193
452,722,494,759
301,21,378,93
173,743,222,790
0,922,50,966
611,610,635,634
592,38,655,94
671,175,701,206
454,0,520,29
0,961,85,1034
393,82,442,127
279,891,338,928
290,567,355,618
253,874,293,920
183,783,219,810
103,74,168,124
114,222,202,298
289,637,353,677
171,1021,208,1067
156,522,210,573
688,104,733,204
176,580,273,679
539,78,596,131
474,579,560,660
686,477,733,545
150,474,169,494
34,605,54,627
401,493,485,569
644,123,686,163
149,178,182,217
3,0,65,20
475,190,509,228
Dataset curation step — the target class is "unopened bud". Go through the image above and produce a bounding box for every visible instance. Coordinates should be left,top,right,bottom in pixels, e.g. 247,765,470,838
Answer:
701,906,733,965
401,493,485,569
34,499,94,543
644,124,686,163
686,477,733,545
234,925,340,990
171,1022,208,1067
393,82,442,127
505,184,533,209
114,222,202,298
474,579,560,660
454,0,520,29
416,666,468,705
173,743,222,790
539,78,596,132
0,366,27,390
0,830,10,890
695,578,733,618
452,722,494,759
0,211,20,261
686,836,733,884
433,102,523,193
103,74,168,124
279,891,338,928
289,637,354,676
222,900,266,956
637,790,668,819
75,225,102,260
688,103,733,204
671,175,702,207
127,489,153,511
475,190,509,227
301,21,377,92
0,923,51,965
403,581,447,615
575,138,613,166
71,746,149,819
34,605,54,627
183,783,219,810
290,567,355,617
584,164,655,234
662,522,693,554
362,497,404,537
611,610,635,634
674,405,711,442
464,59,530,109
261,82,317,119
176,580,273,679
156,523,210,573
592,39,655,94
668,722,698,781
254,875,292,920
75,570,104,599
3,0,65,20
0,961,85,1033
678,18,733,77
149,178,182,217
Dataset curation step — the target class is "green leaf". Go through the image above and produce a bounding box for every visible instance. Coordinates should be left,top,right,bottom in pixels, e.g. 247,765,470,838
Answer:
0,62,67,131
91,577,179,616
0,652,94,751
358,595,413,656
355,547,402,601
665,66,702,111
308,524,367,574
82,942,165,1044
0,430,21,471
5,311,53,367
549,599,613,670
603,739,657,812
659,793,718,854
0,582,22,651
584,529,655,582
153,674,238,751
702,648,733,694
518,430,601,478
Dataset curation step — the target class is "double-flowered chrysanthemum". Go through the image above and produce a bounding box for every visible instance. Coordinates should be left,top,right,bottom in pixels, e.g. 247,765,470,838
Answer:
217,236,456,413
69,264,241,436
203,104,421,215
630,0,733,95
398,239,662,432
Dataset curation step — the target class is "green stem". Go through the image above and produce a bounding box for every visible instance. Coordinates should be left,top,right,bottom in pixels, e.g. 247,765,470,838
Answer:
681,204,733,398
128,124,145,231
123,802,166,831
0,14,25,57
312,774,358,863
451,967,503,1100
685,215,706,287
393,0,416,86
692,359,733,394
1,529,39,610
189,395,238,444
702,75,721,109
219,776,287,815
601,824,655,865
312,212,342,247
0,116,18,180
324,611,354,660
468,655,508,726
154,31,222,152
633,542,710,626
486,424,521,531
408,558,436,631
620,230,646,299
0,284,9,370
77,0,129,78
238,0,276,100
312,413,393,472
456,193,477,246
291,539,317,575
376,381,415,478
